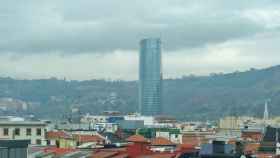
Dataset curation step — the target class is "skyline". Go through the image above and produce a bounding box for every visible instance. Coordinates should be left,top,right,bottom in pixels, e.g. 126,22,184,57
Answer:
1,1,280,80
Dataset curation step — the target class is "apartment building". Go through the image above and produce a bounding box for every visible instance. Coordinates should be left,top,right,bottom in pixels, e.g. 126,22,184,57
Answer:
0,121,47,145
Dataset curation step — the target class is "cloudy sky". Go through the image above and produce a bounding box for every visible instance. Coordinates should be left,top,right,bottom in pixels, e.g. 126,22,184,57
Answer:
1,0,280,80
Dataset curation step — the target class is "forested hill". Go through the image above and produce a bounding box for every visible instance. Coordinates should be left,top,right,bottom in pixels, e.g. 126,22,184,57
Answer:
1,65,280,120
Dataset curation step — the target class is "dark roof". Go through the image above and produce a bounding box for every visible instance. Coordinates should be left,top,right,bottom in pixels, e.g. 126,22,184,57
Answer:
258,126,280,153
258,142,276,153
0,140,30,148
263,126,280,142
200,144,235,156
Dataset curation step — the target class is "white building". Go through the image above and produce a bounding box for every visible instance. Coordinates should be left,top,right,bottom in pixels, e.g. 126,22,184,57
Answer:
124,114,155,126
0,121,47,145
156,131,182,144
94,123,118,133
80,114,108,124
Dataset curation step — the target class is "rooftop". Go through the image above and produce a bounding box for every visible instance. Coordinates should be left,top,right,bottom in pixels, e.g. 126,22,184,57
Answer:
151,137,175,146
0,121,46,126
73,134,105,143
47,131,71,139
137,153,177,158
126,135,150,143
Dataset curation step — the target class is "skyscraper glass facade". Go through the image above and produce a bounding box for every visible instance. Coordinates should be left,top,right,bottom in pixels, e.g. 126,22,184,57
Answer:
139,38,162,116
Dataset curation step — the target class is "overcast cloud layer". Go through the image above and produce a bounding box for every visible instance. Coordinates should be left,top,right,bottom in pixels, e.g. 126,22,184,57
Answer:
0,0,280,80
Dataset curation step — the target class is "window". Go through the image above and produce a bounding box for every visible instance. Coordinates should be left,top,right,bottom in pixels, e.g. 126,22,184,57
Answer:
15,128,20,136
3,128,9,136
26,128,31,136
36,139,41,145
36,128,41,136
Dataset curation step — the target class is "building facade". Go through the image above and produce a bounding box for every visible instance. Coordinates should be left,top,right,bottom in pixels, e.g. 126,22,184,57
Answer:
139,38,162,116
0,121,46,145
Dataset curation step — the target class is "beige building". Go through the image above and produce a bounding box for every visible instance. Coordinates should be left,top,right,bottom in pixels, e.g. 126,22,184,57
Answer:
219,116,241,129
219,116,266,130
0,121,47,145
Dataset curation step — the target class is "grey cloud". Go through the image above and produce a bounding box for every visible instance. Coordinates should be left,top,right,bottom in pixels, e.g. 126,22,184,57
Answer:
0,0,278,54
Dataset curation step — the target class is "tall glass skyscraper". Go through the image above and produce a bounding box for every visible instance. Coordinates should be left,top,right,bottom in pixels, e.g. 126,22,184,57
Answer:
139,38,162,116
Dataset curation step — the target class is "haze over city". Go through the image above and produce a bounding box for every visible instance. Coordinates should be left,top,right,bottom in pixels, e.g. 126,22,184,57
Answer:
1,0,280,80
2,1,280,158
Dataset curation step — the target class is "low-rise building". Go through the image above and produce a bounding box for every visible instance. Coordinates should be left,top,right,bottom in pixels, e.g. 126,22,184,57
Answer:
0,140,30,158
124,114,155,127
150,137,177,152
182,131,215,148
74,134,106,148
46,131,70,146
199,140,238,158
241,130,263,142
94,123,118,133
80,114,108,124
156,129,182,144
0,121,47,145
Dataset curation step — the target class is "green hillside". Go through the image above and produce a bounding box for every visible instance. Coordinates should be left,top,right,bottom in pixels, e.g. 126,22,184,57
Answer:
1,65,280,120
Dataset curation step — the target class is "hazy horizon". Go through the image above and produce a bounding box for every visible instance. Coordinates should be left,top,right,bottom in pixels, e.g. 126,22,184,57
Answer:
0,63,277,81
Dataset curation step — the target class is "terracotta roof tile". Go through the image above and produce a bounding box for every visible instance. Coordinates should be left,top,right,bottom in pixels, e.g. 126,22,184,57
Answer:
43,147,77,156
111,153,128,158
73,134,105,143
137,153,176,158
178,143,196,149
255,153,276,158
151,137,175,146
92,151,119,158
244,143,260,154
126,135,149,143
46,131,70,139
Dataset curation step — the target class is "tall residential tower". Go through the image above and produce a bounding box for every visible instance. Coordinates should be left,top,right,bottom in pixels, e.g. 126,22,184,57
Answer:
139,38,162,116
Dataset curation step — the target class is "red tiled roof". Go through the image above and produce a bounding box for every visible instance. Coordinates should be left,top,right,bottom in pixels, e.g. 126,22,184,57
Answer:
73,134,105,143
182,135,203,147
244,143,260,154
137,153,176,158
91,150,129,158
95,148,127,152
43,147,77,156
151,137,175,146
46,131,70,139
242,131,263,142
176,143,197,153
111,153,128,158
92,151,119,158
126,135,149,143
255,153,276,158
178,143,196,149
